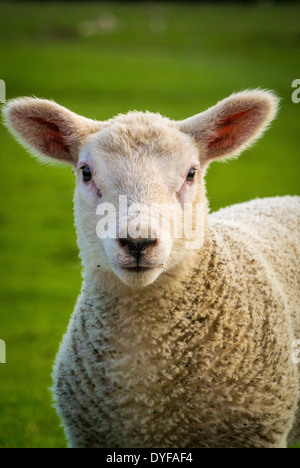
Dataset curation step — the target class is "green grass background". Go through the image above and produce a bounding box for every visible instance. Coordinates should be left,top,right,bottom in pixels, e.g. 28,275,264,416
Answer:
0,1,299,448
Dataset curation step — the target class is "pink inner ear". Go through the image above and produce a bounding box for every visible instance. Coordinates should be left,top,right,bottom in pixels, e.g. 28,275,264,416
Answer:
29,116,72,158
208,108,254,154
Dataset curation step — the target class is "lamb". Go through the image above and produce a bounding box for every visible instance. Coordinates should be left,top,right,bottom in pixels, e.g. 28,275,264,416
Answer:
3,90,300,448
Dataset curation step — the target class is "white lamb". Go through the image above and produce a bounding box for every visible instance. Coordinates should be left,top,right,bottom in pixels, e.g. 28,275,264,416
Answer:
4,90,300,448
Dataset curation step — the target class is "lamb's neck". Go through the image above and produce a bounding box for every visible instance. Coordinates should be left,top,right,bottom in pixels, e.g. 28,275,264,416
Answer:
82,228,228,330
76,228,239,386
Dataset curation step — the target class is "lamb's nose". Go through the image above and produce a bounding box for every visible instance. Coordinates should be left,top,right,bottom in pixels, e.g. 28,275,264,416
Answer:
119,237,157,259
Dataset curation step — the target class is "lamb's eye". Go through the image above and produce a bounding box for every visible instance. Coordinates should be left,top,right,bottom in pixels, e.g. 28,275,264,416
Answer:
81,165,92,182
186,168,196,182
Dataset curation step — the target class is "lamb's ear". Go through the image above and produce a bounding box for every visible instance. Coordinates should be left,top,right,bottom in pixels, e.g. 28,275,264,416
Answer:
3,98,102,166
179,90,279,166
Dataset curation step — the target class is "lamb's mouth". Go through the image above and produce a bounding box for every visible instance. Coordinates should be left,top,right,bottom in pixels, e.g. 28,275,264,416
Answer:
121,266,155,273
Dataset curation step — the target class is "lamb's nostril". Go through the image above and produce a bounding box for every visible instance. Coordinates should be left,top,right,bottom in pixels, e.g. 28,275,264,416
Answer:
119,237,157,258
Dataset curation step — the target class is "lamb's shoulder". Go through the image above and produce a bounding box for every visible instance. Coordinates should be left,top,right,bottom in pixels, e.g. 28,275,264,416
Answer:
209,197,300,324
210,196,300,240
209,196,300,263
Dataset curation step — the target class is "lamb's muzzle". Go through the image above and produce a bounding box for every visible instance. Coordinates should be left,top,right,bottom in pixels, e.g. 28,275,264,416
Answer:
118,237,158,261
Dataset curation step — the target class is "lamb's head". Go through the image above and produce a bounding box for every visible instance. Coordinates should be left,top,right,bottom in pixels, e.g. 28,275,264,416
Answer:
3,90,278,287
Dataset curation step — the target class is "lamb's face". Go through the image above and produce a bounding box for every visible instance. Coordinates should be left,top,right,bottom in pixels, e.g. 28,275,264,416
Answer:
4,91,278,288
75,114,204,287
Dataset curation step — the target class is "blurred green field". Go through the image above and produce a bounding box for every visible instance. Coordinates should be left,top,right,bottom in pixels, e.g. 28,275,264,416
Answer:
0,1,299,448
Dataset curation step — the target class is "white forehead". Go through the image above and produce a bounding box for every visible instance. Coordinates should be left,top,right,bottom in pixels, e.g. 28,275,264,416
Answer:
79,111,199,178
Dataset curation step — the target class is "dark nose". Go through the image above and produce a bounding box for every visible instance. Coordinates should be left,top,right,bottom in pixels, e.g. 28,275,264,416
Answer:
119,237,157,260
